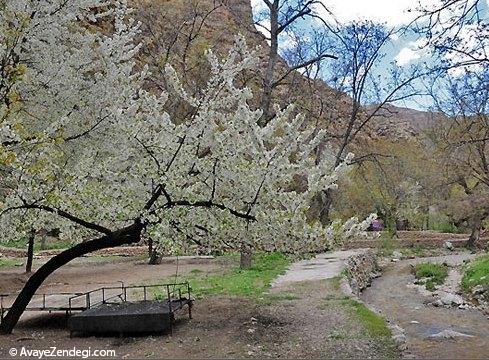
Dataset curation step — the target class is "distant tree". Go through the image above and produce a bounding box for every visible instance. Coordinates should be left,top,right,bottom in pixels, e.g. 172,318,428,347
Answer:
308,20,430,224
333,138,436,237
428,70,489,247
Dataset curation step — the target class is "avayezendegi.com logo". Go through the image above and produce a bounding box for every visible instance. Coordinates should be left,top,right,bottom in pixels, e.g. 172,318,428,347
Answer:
8,346,116,359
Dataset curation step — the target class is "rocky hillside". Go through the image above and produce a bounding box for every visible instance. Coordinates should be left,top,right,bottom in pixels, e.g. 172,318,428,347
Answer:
369,104,446,138
131,0,439,141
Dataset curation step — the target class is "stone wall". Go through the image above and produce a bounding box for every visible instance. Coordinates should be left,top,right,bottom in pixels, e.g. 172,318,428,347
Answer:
345,250,381,295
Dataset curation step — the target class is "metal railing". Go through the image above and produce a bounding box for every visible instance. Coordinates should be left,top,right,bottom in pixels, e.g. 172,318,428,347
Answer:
67,282,191,314
1,282,192,322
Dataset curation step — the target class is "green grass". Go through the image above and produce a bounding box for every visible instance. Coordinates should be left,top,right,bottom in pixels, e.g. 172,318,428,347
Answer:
403,245,426,257
0,258,23,268
341,299,391,337
461,254,489,299
2,237,72,251
428,213,463,234
414,263,448,291
160,252,290,299
376,232,397,257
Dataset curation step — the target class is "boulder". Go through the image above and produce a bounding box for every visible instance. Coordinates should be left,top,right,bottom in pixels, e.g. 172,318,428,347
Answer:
439,292,464,306
443,241,454,251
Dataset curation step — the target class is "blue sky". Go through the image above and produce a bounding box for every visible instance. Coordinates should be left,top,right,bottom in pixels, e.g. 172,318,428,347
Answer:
250,0,489,111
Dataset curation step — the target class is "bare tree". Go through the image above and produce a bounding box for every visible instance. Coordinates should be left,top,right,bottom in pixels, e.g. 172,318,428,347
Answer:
308,21,431,224
253,0,337,125
414,0,489,69
428,70,489,247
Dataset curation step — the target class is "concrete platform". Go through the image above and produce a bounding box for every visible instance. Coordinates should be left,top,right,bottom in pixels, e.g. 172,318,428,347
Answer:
68,300,190,335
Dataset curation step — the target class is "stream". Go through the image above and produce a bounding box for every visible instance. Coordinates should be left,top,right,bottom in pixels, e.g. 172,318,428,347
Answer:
361,254,489,359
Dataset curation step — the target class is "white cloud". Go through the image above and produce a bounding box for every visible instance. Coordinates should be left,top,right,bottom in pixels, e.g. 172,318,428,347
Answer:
395,47,421,66
250,0,267,12
394,39,429,66
316,0,439,26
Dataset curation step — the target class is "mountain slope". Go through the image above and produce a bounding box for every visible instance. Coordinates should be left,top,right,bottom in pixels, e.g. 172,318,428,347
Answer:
131,0,440,141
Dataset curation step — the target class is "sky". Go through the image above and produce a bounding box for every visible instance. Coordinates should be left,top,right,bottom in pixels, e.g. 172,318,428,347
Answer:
250,0,489,110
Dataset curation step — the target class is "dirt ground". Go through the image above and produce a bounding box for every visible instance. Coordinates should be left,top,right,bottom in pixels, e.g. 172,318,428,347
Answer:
0,255,397,359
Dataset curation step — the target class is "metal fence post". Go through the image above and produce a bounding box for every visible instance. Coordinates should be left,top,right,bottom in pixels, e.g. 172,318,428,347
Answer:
167,285,172,312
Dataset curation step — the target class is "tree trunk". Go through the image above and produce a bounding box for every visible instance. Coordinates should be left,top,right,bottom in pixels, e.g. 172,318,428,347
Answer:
386,212,398,238
467,215,483,249
25,230,35,273
0,222,142,334
148,248,162,265
148,236,153,257
258,1,279,127
239,243,252,269
308,189,333,226
39,230,47,251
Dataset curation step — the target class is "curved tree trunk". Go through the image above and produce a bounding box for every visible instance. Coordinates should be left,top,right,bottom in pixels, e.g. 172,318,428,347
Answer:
0,222,143,334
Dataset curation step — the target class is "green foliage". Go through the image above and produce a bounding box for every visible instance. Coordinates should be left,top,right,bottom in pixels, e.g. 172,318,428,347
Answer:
461,255,489,298
341,299,391,337
376,232,396,256
162,253,290,299
428,214,462,233
414,263,448,291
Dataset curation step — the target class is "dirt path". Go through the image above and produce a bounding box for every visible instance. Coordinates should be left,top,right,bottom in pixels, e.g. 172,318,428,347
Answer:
272,249,367,286
361,253,489,359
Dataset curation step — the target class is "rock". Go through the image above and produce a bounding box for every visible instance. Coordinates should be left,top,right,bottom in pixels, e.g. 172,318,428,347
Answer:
458,304,470,310
472,285,485,295
439,292,464,306
432,299,444,307
444,241,454,251
389,324,407,349
428,329,474,339
392,251,403,259
391,258,400,262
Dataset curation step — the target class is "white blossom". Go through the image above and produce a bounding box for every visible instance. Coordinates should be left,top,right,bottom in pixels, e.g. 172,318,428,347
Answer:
0,1,370,255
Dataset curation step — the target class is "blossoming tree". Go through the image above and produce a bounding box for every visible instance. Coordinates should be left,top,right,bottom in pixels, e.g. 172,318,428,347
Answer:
0,0,371,333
